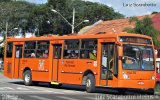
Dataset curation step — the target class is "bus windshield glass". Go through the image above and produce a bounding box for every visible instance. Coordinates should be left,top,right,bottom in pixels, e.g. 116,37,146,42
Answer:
122,44,154,70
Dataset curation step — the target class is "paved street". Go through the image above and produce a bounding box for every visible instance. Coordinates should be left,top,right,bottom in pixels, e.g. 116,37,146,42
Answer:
0,72,160,100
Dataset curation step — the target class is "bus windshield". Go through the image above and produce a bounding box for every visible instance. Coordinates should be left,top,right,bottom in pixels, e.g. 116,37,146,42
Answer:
122,44,154,71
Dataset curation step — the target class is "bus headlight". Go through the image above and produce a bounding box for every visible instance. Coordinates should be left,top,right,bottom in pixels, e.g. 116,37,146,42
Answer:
150,76,155,80
122,72,130,80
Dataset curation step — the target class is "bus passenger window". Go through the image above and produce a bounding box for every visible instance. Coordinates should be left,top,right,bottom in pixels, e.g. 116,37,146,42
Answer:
37,41,49,58
43,50,49,58
36,50,43,58
89,50,97,60
64,40,79,59
80,39,97,60
31,52,36,57
6,42,13,58
15,46,22,58
53,45,62,59
24,41,36,58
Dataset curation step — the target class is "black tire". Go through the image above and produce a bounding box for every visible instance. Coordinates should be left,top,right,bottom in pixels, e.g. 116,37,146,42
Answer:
85,74,95,93
23,70,32,86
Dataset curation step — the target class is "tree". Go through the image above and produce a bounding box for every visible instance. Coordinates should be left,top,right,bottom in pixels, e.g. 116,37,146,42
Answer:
29,4,52,36
124,16,160,47
0,0,124,36
48,0,124,35
152,12,158,14
0,1,35,36
0,0,11,2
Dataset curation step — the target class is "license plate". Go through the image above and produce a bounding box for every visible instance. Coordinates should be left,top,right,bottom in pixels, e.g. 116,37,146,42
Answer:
137,81,144,85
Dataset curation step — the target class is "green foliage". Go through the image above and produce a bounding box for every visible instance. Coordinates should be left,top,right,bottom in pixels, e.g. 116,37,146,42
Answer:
123,27,135,33
0,0,11,2
0,0,124,35
48,0,124,34
124,16,160,47
29,4,52,35
155,83,160,92
152,12,158,14
129,17,138,24
0,46,4,58
0,1,35,36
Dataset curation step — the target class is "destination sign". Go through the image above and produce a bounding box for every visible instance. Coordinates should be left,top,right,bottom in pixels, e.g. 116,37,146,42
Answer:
119,36,152,44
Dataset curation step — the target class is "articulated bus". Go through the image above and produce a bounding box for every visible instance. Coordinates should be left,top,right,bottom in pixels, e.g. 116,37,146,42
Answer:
4,33,156,94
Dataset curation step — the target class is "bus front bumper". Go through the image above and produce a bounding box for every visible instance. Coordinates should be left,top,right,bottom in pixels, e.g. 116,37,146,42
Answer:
117,80,155,89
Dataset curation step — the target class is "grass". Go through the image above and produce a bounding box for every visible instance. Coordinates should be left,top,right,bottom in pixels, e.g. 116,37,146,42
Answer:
155,82,160,92
0,70,3,73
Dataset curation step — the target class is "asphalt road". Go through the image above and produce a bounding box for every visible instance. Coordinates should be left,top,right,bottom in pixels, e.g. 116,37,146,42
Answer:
0,72,160,100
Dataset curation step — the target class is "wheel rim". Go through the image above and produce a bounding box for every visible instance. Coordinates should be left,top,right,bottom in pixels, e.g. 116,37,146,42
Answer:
25,74,30,83
86,79,91,87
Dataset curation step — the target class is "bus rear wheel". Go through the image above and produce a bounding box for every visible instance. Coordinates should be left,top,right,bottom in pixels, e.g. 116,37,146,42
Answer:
86,74,95,93
23,70,32,86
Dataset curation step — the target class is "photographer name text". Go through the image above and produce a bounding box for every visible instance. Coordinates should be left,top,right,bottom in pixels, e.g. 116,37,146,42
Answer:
123,2,156,7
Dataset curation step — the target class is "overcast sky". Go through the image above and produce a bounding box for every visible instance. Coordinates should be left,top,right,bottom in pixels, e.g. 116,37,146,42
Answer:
26,0,160,17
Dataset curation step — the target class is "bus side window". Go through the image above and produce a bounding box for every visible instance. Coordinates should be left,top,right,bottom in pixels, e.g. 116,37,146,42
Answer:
53,45,62,59
24,41,36,58
63,40,79,59
37,41,49,58
80,39,97,60
6,42,13,58
15,46,22,58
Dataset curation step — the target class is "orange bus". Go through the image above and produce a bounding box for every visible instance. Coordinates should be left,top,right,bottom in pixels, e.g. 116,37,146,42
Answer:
4,33,156,94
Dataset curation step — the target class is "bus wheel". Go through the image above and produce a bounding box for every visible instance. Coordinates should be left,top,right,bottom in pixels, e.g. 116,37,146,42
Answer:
23,70,32,86
86,74,95,93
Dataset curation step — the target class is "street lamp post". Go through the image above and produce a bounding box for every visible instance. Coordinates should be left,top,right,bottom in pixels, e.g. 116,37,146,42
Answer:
51,8,89,34
72,8,75,34
5,21,8,38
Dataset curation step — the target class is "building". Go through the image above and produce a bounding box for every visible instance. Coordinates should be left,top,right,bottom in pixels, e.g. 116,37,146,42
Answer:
82,13,160,34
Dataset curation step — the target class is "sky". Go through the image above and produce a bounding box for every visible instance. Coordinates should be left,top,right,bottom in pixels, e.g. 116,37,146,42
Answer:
26,0,160,17
25,0,47,4
84,0,160,17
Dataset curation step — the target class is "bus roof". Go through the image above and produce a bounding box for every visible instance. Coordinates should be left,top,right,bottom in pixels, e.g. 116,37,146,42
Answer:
6,32,152,42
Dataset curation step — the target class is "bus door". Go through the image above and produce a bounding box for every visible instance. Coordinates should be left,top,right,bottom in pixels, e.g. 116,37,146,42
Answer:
52,44,62,82
4,42,13,78
100,42,118,86
14,45,23,78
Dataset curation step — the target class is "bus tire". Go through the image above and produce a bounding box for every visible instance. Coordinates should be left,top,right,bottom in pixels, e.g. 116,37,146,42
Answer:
86,74,95,93
23,70,32,86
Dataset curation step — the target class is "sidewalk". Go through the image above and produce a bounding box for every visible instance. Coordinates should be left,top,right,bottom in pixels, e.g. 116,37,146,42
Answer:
155,92,160,95
0,71,22,82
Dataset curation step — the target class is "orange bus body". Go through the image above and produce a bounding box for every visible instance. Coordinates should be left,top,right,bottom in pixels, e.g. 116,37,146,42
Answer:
3,33,156,93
